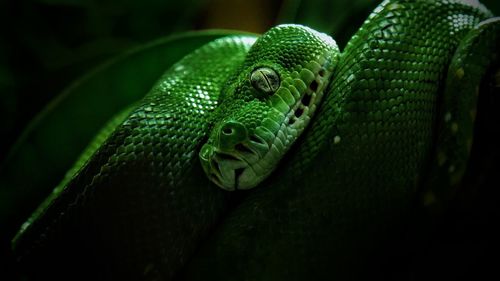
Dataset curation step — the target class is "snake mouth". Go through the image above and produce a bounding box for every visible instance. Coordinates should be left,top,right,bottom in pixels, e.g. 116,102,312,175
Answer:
199,142,265,191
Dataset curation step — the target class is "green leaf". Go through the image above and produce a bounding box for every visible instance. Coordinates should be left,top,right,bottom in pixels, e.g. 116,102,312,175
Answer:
0,30,253,239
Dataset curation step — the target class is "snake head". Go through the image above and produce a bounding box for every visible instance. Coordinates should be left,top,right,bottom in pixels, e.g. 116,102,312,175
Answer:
200,24,339,191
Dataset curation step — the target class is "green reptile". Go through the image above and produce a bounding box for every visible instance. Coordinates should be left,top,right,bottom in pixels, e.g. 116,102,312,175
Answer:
11,0,499,280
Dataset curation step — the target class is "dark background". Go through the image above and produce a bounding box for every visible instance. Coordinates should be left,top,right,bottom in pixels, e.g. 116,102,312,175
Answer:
1,0,499,280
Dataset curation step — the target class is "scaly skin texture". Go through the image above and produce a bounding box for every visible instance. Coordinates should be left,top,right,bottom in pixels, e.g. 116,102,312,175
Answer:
181,1,499,280
12,36,257,280
12,0,500,280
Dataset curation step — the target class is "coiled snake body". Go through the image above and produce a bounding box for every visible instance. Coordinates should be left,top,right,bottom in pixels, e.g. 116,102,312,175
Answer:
12,0,500,280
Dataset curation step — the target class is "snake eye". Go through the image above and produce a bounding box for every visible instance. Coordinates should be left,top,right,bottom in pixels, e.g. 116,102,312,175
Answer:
250,67,280,95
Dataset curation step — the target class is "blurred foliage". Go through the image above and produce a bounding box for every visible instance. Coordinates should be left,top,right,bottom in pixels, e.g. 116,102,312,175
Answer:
0,0,207,159
1,0,499,280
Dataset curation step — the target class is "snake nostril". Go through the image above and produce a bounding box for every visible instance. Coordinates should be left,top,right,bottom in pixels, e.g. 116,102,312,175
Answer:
219,121,248,150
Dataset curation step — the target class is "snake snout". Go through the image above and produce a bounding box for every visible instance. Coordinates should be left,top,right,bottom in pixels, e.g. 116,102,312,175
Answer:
199,120,265,190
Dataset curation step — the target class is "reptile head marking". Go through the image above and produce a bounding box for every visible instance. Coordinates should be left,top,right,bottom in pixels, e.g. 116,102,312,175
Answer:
200,24,339,191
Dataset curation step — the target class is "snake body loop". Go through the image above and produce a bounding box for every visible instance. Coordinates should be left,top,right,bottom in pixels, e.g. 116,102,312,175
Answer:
12,1,500,280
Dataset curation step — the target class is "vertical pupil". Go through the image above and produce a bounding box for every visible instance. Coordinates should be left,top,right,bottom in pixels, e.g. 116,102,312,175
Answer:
251,67,280,94
258,70,272,92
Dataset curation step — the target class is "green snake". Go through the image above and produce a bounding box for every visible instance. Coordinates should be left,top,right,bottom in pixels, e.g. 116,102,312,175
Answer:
12,0,500,280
